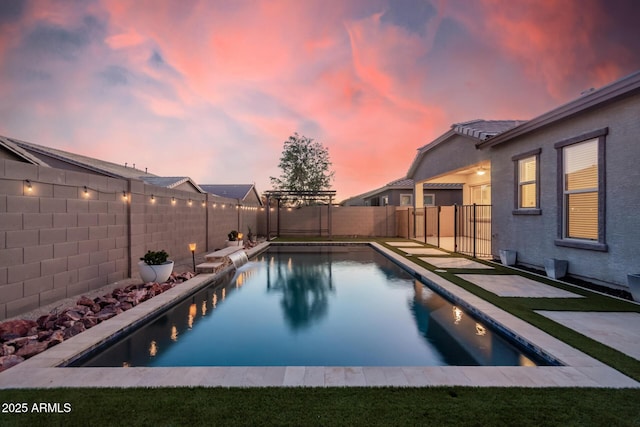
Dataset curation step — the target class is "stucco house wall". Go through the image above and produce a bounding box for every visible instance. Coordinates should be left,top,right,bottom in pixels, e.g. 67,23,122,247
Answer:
488,93,640,288
410,133,489,182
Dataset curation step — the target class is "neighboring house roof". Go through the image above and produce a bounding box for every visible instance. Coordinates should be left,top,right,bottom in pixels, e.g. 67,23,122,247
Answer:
477,70,640,149
200,184,263,205
407,119,524,177
139,176,205,193
6,137,154,179
0,136,50,165
347,177,463,202
2,136,209,195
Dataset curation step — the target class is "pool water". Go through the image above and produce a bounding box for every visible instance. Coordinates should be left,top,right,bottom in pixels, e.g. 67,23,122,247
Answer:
76,246,546,367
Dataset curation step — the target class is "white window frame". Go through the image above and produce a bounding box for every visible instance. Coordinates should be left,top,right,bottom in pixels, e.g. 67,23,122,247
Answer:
423,193,435,206
399,194,413,206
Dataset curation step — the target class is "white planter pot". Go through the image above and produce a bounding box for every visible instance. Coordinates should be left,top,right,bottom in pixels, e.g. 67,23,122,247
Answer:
499,249,517,266
627,274,640,302
138,260,174,284
544,258,568,280
226,240,243,247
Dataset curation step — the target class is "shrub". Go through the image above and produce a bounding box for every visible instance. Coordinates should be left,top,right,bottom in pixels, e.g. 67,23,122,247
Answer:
140,250,170,265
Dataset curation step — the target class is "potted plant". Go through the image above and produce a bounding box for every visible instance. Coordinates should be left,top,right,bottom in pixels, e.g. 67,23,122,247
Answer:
544,258,568,280
227,230,242,247
247,226,256,243
499,249,517,266
138,250,174,283
627,274,640,302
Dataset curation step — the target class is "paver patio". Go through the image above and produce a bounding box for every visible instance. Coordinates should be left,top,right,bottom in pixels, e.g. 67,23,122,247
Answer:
537,311,640,360
419,257,494,270
457,274,585,298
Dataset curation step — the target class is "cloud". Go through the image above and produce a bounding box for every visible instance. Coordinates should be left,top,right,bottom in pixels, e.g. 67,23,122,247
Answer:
0,0,639,201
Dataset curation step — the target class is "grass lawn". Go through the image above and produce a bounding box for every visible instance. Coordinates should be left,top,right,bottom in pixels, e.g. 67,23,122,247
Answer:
1,387,639,426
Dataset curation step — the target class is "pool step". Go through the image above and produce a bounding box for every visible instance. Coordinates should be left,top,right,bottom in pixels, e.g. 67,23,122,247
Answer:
195,261,224,274
204,246,244,262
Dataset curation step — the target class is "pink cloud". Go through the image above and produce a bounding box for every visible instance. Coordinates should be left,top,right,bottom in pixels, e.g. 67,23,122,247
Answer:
1,0,638,202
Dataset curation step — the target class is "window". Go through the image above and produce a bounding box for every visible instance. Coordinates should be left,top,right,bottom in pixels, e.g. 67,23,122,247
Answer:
423,194,435,206
554,128,607,251
381,196,389,206
564,139,598,239
512,149,541,214
470,185,491,205
400,194,413,206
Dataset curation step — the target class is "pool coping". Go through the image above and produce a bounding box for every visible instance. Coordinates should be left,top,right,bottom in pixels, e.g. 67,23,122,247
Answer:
0,241,638,389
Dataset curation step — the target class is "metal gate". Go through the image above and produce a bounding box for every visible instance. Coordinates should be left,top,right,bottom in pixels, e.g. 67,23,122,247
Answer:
454,204,492,258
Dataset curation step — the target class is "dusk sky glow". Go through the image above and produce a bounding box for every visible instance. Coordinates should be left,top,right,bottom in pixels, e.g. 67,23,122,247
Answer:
1,0,639,201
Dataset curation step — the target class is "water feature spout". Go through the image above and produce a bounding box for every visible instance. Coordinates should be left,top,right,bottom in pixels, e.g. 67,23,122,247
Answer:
228,250,249,269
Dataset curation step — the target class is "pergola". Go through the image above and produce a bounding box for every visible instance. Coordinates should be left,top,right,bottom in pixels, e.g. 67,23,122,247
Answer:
263,190,336,239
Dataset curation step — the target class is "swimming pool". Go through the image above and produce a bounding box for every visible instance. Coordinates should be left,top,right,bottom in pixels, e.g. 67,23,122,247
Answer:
75,245,549,367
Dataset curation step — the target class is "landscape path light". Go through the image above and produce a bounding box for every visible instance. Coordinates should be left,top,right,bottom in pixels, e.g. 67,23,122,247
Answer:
189,242,197,272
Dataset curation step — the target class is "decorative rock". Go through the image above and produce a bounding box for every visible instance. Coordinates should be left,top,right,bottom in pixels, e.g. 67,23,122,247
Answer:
76,296,95,307
0,355,24,372
46,330,64,348
36,314,55,329
1,344,15,356
62,322,86,340
0,266,199,371
15,340,48,358
64,309,84,322
132,289,149,305
80,317,98,329
0,320,38,341
95,296,118,308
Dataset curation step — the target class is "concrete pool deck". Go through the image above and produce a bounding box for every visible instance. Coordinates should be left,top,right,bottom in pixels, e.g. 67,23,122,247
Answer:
0,240,638,389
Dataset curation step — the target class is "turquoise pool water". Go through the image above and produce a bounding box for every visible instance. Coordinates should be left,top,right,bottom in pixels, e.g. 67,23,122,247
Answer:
76,246,547,367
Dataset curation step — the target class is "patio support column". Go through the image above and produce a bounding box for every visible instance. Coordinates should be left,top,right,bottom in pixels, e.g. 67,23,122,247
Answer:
414,181,424,208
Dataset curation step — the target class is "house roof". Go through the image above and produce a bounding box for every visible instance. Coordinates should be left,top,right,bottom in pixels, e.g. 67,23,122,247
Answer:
407,119,524,177
384,177,463,190
139,176,205,193
0,136,50,165
6,137,154,179
200,184,261,204
348,177,463,201
452,119,527,141
477,70,640,149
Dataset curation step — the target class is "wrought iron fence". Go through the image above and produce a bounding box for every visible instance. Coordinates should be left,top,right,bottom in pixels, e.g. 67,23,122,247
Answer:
454,204,492,258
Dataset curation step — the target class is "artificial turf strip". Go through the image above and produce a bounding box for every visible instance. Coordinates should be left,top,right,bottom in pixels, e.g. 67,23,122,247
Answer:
1,387,639,426
377,241,640,381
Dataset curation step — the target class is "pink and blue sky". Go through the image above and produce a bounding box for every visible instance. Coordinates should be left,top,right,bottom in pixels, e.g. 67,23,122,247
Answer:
1,0,639,201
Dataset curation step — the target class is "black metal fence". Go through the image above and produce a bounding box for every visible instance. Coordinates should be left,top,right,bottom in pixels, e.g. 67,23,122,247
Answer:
454,204,492,258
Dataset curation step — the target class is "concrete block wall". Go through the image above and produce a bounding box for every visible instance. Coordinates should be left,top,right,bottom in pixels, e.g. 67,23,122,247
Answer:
0,159,128,319
260,206,397,238
0,159,262,320
331,206,396,237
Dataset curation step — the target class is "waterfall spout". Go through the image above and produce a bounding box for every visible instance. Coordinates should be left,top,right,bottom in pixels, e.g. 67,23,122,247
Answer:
228,250,249,269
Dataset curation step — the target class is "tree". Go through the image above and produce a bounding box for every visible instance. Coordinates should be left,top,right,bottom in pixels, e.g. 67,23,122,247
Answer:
270,133,335,205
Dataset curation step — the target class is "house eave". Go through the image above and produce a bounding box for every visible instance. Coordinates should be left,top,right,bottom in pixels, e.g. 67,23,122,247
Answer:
406,130,457,178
